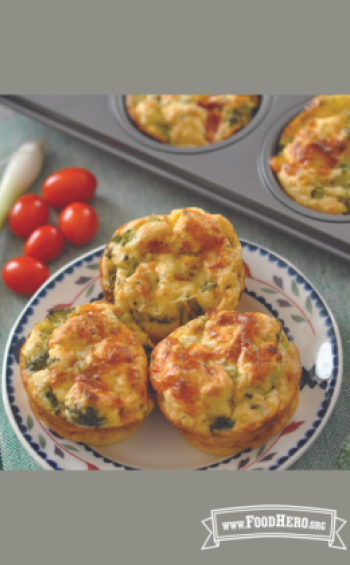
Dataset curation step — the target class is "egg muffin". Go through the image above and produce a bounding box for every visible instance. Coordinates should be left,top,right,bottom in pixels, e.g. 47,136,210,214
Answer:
149,311,301,456
20,302,155,445
125,95,260,147
270,95,350,214
100,208,245,343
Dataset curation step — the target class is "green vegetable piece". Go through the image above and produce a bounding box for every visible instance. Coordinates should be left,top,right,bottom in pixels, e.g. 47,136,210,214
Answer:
224,366,237,380
202,282,217,292
155,123,169,139
105,269,117,301
109,269,117,284
121,229,135,245
311,186,324,199
116,256,138,278
112,229,135,246
125,258,139,277
119,313,133,326
45,388,59,409
210,417,235,433
26,351,49,372
335,434,350,469
71,406,105,428
228,105,252,127
46,307,76,326
333,168,350,188
130,310,175,325
229,109,241,126
148,215,163,222
150,314,175,324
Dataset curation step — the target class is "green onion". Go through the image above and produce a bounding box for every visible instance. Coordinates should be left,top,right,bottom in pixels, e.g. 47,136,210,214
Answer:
202,282,217,292
0,140,45,232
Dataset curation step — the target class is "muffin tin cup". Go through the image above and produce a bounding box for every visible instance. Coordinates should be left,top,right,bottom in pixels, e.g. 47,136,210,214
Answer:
109,95,273,154
259,100,350,224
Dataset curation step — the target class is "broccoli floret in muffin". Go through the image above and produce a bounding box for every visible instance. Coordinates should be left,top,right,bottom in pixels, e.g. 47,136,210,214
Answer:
69,406,106,429
25,350,49,372
46,307,76,326
210,417,235,433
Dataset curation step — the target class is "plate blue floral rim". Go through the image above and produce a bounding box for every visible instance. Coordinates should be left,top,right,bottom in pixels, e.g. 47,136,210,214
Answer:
2,240,343,471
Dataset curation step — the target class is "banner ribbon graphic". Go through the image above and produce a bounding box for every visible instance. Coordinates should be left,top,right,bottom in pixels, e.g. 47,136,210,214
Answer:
202,505,346,550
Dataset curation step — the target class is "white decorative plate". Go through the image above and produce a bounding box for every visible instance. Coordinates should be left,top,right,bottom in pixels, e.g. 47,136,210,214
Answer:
2,241,343,470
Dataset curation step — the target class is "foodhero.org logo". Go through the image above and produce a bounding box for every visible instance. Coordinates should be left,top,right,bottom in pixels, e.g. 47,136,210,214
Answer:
202,505,346,550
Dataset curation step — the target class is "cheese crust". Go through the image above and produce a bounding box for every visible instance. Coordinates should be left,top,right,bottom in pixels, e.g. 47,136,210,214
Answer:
20,302,154,445
149,311,301,456
270,95,350,215
126,95,260,147
100,208,245,343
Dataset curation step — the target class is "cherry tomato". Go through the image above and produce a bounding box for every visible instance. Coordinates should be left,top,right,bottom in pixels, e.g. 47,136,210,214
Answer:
42,168,97,209
8,194,50,238
2,257,50,296
58,202,99,245
24,225,65,262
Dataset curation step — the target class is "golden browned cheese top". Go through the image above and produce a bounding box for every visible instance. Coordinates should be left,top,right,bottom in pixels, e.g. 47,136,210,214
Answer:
126,95,259,147
100,208,245,342
270,95,350,214
150,311,301,435
20,303,152,429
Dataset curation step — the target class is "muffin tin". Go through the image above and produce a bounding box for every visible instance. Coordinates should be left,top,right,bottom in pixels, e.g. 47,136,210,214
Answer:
1,94,349,261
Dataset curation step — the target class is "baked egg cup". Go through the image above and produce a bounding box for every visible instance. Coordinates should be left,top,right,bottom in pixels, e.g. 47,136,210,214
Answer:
20,302,155,446
125,95,260,147
100,207,245,344
270,95,350,215
150,311,302,456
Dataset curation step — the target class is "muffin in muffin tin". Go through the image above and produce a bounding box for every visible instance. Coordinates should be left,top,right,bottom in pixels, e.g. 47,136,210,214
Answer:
20,302,155,446
100,207,245,343
270,95,350,215
149,311,302,456
125,95,260,147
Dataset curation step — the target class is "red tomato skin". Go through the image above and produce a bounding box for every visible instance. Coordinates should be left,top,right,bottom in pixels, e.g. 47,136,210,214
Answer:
58,203,99,245
42,168,97,209
24,225,65,262
2,257,50,296
8,194,50,238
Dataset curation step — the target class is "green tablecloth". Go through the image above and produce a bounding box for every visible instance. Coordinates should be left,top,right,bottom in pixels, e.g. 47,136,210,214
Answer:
0,112,349,471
